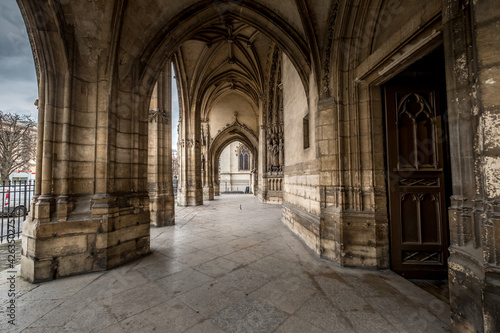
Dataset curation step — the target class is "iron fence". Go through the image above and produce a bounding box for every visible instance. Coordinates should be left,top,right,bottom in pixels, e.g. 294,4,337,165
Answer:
173,177,178,197
0,180,35,243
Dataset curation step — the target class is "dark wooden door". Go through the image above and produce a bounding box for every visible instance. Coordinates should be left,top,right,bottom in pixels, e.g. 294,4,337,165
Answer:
385,80,449,279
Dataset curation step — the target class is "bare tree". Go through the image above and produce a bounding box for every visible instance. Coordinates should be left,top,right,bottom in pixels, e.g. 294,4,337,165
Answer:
0,111,36,183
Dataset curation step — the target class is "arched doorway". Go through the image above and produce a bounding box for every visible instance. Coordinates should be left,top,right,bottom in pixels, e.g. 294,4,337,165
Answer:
15,2,500,330
16,0,313,282
209,118,259,198
218,141,253,194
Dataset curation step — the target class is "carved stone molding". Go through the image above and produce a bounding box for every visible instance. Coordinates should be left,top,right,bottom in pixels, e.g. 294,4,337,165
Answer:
320,185,370,212
149,109,170,124
322,0,339,97
210,115,258,145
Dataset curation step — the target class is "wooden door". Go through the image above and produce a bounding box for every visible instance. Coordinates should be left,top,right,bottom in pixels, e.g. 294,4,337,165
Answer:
385,80,449,279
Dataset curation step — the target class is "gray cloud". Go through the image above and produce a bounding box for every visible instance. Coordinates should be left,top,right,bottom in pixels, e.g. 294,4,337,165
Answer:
0,1,30,55
0,0,38,119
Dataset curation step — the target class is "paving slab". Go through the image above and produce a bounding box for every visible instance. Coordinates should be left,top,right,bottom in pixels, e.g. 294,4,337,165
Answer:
0,194,450,332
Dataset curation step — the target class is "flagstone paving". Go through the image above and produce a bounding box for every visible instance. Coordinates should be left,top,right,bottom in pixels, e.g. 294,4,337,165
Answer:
0,194,450,332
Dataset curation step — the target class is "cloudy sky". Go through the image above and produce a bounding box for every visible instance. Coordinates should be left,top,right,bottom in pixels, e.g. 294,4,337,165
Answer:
0,0,38,119
0,0,179,146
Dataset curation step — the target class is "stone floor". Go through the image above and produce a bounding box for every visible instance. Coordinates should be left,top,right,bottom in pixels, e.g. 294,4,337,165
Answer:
0,239,21,271
0,195,450,332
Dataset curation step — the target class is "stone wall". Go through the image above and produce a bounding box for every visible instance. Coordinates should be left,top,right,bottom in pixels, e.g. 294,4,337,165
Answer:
15,1,500,330
219,141,252,192
208,94,258,140
443,0,500,331
281,54,321,254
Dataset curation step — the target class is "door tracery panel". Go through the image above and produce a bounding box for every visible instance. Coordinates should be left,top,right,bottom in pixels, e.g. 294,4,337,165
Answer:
385,77,450,279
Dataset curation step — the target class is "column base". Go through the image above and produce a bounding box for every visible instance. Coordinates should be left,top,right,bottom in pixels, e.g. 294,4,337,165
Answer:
150,194,175,227
203,186,214,201
177,187,203,206
448,249,500,332
319,208,389,268
21,195,150,283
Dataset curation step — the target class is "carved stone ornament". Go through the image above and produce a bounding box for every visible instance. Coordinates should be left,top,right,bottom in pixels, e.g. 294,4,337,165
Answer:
149,109,170,124
210,113,259,145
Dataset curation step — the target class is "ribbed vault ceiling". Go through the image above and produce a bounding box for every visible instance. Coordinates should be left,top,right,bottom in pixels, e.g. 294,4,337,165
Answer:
174,18,274,120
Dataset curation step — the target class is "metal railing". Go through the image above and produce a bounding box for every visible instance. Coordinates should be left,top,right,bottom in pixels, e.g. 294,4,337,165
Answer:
173,177,178,197
0,180,35,243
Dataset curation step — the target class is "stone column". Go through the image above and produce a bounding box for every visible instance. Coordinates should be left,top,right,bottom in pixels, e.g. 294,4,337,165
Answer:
257,96,268,201
34,75,55,223
56,73,72,220
316,98,341,261
177,111,203,206
177,120,183,198
20,0,153,283
213,153,220,196
148,63,175,227
214,182,220,196
21,46,151,283
252,154,258,196
444,0,500,331
201,152,206,188
203,122,214,200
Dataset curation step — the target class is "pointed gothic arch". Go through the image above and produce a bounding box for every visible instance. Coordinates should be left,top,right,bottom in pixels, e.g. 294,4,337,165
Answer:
138,1,313,103
209,116,258,185
14,3,500,330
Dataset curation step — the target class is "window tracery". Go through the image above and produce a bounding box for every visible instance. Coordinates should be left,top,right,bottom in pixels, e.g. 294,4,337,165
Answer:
238,145,250,171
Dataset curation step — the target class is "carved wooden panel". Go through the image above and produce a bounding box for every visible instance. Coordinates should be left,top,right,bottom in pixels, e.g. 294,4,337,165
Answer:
399,178,439,187
399,192,441,244
385,78,450,279
402,251,442,264
396,92,438,170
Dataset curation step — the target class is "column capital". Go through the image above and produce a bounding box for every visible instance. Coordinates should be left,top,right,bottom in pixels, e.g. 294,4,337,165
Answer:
149,109,170,124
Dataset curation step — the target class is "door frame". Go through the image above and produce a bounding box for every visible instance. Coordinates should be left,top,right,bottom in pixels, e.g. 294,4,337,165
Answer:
352,14,450,277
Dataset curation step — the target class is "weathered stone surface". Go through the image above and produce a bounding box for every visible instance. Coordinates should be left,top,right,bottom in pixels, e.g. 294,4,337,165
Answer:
3,195,451,332
12,0,500,330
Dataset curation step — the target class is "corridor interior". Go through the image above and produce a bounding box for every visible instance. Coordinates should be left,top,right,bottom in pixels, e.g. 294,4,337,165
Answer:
1,195,449,332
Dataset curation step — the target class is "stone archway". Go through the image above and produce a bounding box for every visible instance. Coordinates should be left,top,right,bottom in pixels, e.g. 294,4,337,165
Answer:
164,5,313,207
18,1,152,282
209,114,259,197
15,2,500,331
16,0,316,282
